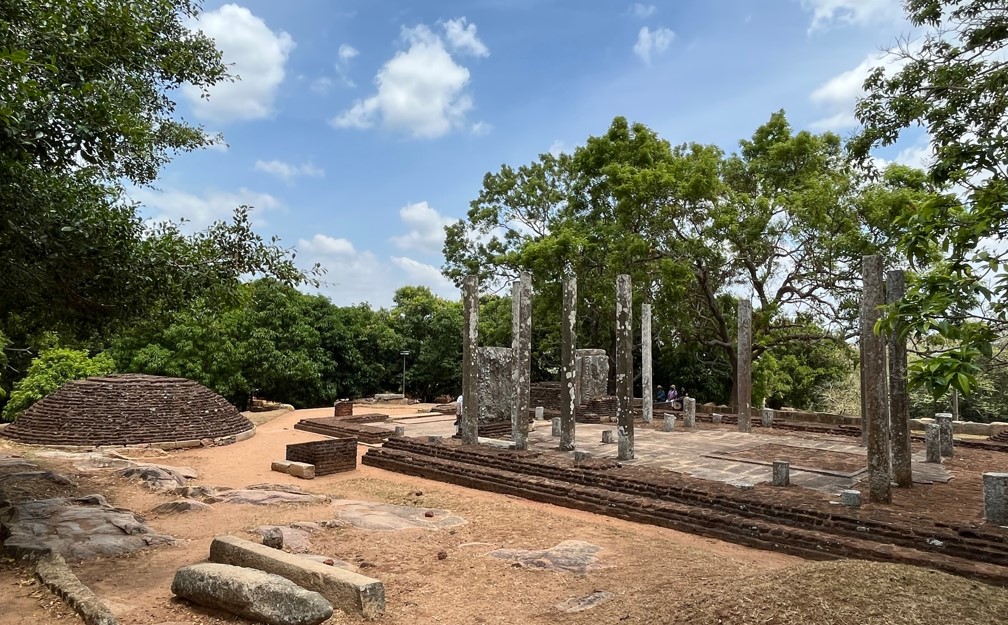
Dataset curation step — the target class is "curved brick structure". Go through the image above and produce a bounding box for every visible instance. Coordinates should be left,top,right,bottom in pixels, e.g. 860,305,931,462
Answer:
1,374,254,447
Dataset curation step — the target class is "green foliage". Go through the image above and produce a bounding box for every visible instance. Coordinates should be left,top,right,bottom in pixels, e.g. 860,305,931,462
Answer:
0,0,320,402
2,348,114,421
389,286,463,401
445,113,920,404
854,0,1008,397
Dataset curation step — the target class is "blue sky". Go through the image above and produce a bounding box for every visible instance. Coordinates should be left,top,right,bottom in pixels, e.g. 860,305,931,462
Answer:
134,0,927,307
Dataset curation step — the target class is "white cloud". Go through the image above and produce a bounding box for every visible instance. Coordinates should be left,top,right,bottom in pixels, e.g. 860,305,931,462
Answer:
442,17,489,57
633,26,675,63
183,4,294,122
470,121,492,136
131,186,281,230
310,77,334,94
800,0,903,32
390,201,456,254
298,234,392,306
338,43,359,62
299,233,356,256
254,159,325,182
391,257,457,298
548,140,567,156
808,50,907,131
630,3,657,18
331,23,484,138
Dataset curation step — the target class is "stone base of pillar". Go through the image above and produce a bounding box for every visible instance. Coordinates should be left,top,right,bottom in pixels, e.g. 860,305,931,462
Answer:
925,423,941,463
772,460,789,486
840,490,861,507
983,472,1008,525
394,426,405,437
662,415,676,432
762,408,774,428
551,418,561,437
535,406,544,420
602,430,615,444
712,413,722,424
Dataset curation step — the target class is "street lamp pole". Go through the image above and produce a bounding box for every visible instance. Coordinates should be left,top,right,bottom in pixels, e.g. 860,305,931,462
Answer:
400,350,410,398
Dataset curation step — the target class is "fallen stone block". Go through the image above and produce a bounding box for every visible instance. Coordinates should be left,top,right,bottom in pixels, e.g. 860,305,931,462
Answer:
287,462,315,480
35,553,117,625
271,461,292,473
172,562,332,625
209,535,385,619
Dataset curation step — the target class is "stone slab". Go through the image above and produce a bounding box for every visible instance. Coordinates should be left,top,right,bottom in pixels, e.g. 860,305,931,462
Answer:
209,535,385,619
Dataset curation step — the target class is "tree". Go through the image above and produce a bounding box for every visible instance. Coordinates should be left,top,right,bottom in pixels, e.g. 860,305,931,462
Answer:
852,0,1008,395
446,114,910,404
0,1,319,400
2,348,114,421
389,286,463,401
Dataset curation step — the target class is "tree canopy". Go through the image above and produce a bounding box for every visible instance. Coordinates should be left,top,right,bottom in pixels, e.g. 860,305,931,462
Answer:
853,0,1008,395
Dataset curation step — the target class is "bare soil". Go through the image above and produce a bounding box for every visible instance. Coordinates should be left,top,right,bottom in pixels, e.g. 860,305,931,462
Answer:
2,404,1007,625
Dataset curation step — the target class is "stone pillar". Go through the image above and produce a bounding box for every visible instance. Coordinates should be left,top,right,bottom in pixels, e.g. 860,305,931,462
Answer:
736,299,753,433
684,398,696,428
511,272,532,450
535,406,544,421
712,413,722,424
394,426,405,437
615,275,634,460
772,461,789,486
862,255,891,503
951,389,960,421
859,298,868,447
761,408,774,428
936,412,954,457
461,275,480,445
983,472,1008,525
560,274,577,451
925,423,941,462
602,430,615,444
887,270,912,488
642,303,653,424
663,414,676,432
551,417,561,437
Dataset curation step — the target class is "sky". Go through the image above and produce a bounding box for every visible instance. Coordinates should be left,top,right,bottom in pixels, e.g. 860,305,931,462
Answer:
134,0,929,308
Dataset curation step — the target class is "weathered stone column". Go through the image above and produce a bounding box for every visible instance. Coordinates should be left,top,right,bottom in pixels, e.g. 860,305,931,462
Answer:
862,255,891,503
936,412,954,457
952,389,960,421
684,397,696,428
859,298,868,447
772,461,790,486
925,424,941,463
737,299,753,433
983,472,1008,525
511,272,532,450
616,275,634,460
559,274,577,451
887,270,912,488
461,275,480,445
761,408,774,428
642,303,653,424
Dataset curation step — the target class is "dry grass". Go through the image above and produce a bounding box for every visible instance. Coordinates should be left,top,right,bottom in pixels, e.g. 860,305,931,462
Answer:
675,560,1008,625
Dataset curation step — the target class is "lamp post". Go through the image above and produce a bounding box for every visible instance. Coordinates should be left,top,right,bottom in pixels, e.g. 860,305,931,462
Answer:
400,350,410,398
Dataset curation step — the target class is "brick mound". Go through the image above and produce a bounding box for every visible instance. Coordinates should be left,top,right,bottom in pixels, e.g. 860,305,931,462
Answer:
363,438,1008,586
0,374,253,447
293,418,389,444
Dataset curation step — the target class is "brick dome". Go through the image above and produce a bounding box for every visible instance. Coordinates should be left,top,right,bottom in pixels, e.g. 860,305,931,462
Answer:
0,374,254,447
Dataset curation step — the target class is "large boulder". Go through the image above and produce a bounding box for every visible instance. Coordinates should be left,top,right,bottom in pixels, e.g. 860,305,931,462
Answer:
171,563,332,625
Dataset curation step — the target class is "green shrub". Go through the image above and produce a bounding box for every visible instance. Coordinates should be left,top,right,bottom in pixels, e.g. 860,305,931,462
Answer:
2,349,115,421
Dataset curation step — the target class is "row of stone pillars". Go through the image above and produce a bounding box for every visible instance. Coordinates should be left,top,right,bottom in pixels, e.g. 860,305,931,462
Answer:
860,255,913,504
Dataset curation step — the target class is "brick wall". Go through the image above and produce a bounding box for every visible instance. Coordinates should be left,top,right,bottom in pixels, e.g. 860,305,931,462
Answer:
286,438,358,475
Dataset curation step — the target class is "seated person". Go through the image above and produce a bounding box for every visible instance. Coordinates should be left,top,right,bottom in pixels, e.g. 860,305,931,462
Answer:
655,385,666,402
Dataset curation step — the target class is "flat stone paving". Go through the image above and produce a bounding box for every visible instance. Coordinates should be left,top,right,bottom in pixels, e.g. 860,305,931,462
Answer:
375,413,951,495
